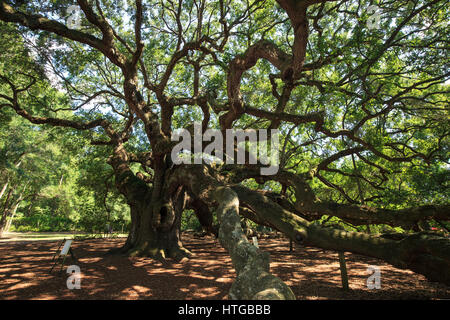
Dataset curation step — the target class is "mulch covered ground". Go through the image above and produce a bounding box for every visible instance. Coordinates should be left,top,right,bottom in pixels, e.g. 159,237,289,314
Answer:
0,233,449,300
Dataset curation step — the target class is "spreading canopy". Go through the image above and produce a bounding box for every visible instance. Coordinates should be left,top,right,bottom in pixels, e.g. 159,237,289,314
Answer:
0,0,449,297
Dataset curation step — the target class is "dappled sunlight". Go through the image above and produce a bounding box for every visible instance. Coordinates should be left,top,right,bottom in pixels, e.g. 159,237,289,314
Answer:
264,237,450,299
0,233,448,300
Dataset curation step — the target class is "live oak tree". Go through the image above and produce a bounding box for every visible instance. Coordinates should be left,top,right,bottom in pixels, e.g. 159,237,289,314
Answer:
0,0,449,298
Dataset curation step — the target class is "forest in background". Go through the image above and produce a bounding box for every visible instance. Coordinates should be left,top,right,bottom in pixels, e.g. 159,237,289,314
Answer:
0,113,129,233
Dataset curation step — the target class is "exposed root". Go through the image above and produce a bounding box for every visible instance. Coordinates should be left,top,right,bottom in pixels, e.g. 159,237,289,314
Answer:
168,245,193,262
107,239,192,265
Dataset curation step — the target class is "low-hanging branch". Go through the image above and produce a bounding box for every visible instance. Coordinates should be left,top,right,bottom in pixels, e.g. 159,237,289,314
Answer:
230,182,450,286
224,166,450,229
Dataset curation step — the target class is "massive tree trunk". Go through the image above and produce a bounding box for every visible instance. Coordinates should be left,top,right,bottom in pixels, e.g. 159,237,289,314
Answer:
107,144,191,261
108,158,450,295
117,188,191,261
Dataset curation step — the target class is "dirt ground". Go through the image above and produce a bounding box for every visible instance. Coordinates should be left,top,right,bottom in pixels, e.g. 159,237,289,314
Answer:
0,233,449,300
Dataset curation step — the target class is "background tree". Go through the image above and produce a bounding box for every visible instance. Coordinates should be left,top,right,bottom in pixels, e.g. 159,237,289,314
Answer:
0,103,130,234
0,25,129,234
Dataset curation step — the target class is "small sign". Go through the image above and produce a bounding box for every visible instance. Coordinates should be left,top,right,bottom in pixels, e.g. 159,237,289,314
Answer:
60,240,73,255
50,239,77,273
252,236,259,248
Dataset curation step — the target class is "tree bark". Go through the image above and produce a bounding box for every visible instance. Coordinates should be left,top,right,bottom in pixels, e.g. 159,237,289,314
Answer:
0,188,14,237
3,198,21,234
0,209,9,237
117,189,191,261
214,187,295,299
187,198,218,236
168,165,296,299
0,188,24,237
107,144,191,261
225,166,450,229
232,184,450,286
1,0,448,291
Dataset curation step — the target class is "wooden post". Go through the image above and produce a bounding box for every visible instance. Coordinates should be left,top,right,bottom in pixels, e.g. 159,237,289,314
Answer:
289,239,293,252
338,251,349,291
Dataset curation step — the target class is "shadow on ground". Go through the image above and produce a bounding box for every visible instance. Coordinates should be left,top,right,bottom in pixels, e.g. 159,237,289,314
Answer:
0,234,448,300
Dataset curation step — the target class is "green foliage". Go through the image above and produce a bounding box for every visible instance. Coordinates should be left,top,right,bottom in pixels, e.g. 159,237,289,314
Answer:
180,210,202,232
12,214,73,232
